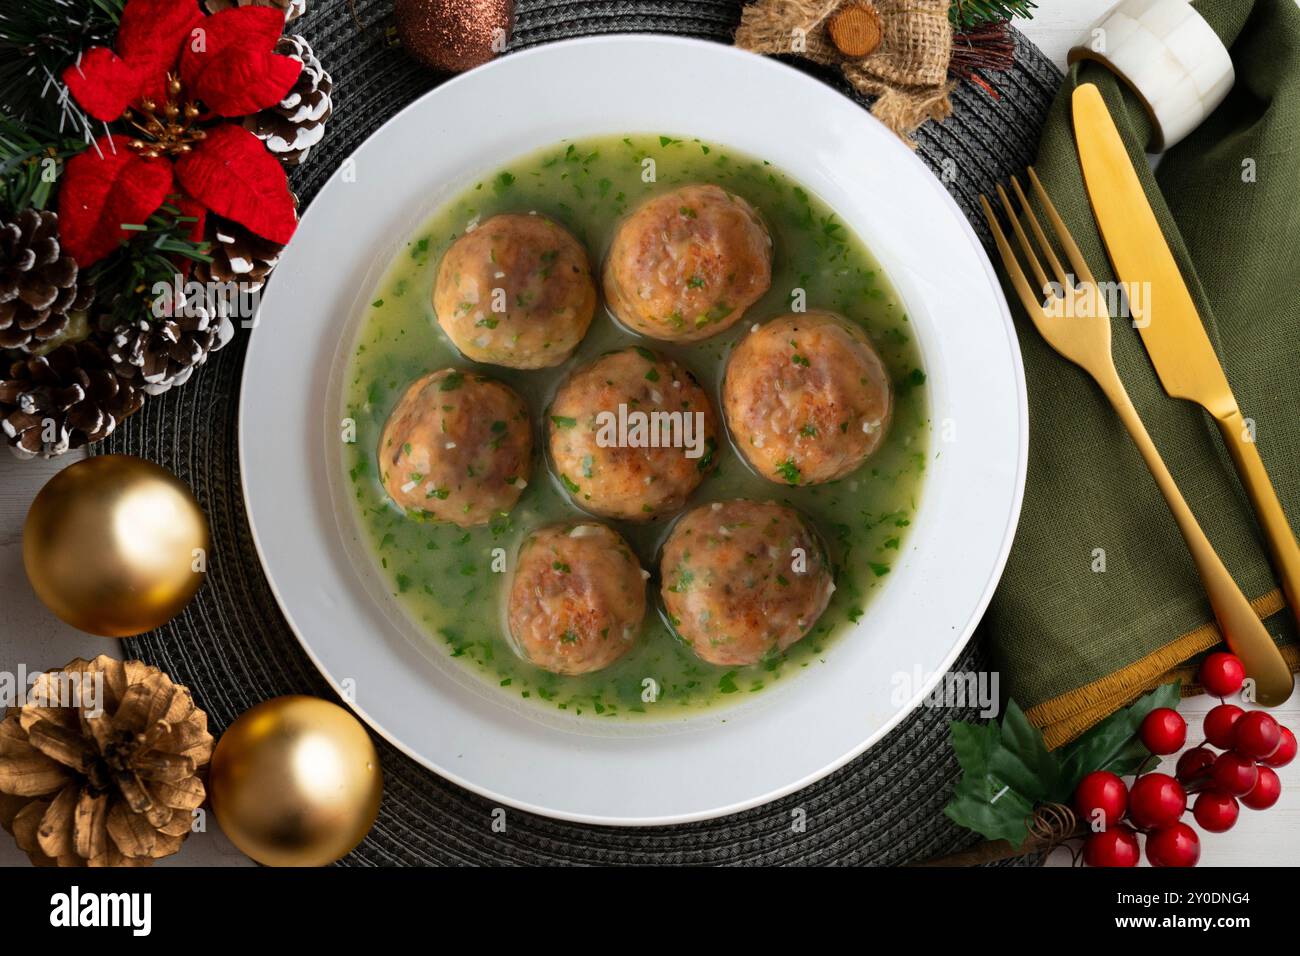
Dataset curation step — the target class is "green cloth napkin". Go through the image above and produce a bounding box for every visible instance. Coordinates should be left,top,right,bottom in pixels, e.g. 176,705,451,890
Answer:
984,0,1300,747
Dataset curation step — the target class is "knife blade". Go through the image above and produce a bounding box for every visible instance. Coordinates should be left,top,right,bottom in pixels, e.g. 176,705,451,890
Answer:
1073,82,1300,704
1072,84,1235,415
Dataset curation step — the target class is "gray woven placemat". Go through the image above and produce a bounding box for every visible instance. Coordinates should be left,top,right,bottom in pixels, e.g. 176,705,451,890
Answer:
97,0,1062,865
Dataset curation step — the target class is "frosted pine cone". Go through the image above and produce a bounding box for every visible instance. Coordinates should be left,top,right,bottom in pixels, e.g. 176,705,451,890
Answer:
0,339,142,459
191,217,284,294
105,300,236,397
0,210,92,354
243,35,333,167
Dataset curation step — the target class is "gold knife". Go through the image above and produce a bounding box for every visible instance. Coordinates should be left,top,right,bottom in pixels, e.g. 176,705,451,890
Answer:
1072,82,1296,705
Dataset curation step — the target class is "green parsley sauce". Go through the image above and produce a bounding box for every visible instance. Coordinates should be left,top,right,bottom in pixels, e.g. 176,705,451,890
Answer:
341,134,929,720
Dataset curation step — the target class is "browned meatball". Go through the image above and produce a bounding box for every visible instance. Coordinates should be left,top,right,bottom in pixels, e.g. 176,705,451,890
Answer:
506,522,647,675
547,348,718,522
660,499,833,666
433,213,596,369
723,311,893,486
603,184,772,343
378,369,531,527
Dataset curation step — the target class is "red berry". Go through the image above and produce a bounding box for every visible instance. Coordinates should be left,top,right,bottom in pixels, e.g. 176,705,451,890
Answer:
1146,822,1200,867
1240,766,1281,810
1233,711,1282,760
1128,773,1187,829
1261,726,1296,768
1199,652,1245,697
1139,707,1187,755
1175,746,1217,784
1211,751,1259,796
1192,790,1239,832
1073,770,1128,830
1083,825,1141,867
1203,704,1244,749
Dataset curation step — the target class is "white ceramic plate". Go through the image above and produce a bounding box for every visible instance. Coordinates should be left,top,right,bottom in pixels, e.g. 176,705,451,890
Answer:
240,36,1027,825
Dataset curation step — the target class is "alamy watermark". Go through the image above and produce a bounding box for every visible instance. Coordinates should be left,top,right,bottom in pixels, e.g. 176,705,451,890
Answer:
891,667,1000,718
593,403,708,459
0,665,104,716
151,275,261,326
1043,276,1151,328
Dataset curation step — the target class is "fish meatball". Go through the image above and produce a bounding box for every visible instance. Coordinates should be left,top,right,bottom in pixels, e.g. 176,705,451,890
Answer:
660,500,833,666
507,523,647,675
378,369,531,527
548,348,718,522
433,213,596,369
723,311,893,485
603,184,772,343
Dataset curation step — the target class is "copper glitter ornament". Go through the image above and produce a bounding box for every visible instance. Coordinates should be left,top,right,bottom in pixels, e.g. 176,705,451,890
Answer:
394,0,513,73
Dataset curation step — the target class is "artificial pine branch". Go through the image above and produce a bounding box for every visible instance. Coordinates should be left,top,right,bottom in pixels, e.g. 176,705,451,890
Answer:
0,113,87,213
88,202,213,328
0,0,125,132
949,0,1037,31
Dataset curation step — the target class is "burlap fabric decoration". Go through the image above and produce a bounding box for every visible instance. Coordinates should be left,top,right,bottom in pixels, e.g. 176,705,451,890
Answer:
735,0,956,146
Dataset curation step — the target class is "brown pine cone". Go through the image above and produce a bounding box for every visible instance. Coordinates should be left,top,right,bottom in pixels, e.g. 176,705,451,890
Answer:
0,209,93,354
0,339,142,459
202,0,305,20
104,302,235,396
191,217,284,293
0,656,214,867
243,34,333,167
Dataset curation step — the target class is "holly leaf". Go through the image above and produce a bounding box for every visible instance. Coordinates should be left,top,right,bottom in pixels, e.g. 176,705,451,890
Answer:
174,124,297,244
57,135,174,267
943,720,1038,846
180,6,303,117
1056,682,1181,794
994,699,1063,802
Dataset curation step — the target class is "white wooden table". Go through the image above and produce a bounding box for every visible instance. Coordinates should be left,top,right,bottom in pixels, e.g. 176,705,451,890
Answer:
2,0,1296,867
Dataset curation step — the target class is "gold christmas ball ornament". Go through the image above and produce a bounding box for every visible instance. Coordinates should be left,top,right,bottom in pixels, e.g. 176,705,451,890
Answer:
208,696,383,867
394,0,513,73
23,455,209,637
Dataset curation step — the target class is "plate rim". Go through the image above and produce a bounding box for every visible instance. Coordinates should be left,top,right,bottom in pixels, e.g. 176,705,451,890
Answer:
238,33,1029,826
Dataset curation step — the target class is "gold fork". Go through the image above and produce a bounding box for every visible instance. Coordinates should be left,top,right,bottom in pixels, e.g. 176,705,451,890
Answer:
982,169,1293,705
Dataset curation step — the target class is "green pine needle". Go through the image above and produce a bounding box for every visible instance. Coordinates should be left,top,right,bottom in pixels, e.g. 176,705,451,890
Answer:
0,0,126,132
0,113,87,213
950,0,1037,31
87,202,214,328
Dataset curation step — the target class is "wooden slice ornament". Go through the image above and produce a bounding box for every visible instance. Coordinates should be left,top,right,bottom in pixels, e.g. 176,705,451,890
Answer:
829,2,883,58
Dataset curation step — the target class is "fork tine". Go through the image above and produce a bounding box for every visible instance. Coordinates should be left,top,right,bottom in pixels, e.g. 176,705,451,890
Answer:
979,194,1049,325
1027,166,1097,288
1010,175,1070,292
995,184,1050,295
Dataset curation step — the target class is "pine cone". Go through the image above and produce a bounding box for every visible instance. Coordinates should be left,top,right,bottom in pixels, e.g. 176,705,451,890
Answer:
104,301,235,397
191,217,284,293
0,656,214,867
0,209,93,354
243,34,333,167
0,339,142,459
202,0,305,20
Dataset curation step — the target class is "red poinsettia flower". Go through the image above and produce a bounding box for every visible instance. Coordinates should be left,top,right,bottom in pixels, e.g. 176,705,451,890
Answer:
58,0,302,266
